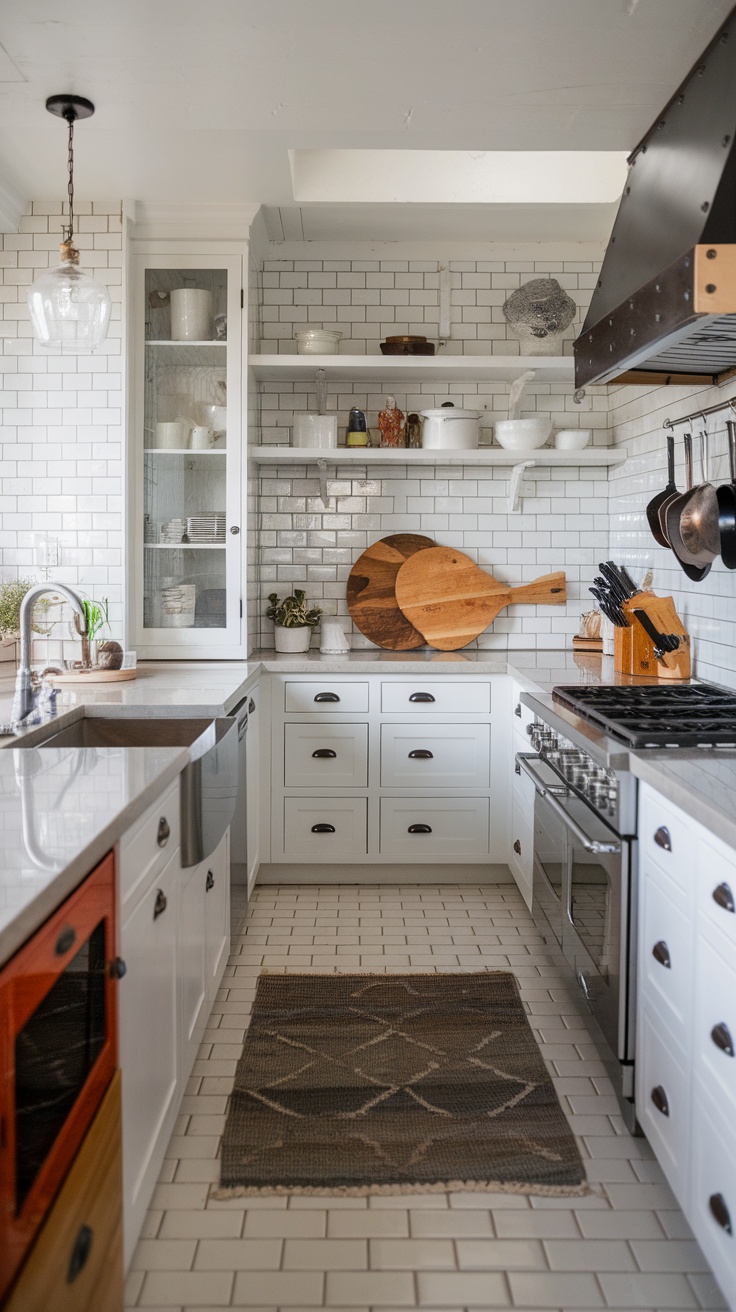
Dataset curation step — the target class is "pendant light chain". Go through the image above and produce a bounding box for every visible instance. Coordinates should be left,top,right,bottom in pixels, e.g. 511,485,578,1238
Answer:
65,111,75,243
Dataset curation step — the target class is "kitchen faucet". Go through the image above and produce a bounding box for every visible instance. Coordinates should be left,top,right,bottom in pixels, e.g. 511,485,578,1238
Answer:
11,583,87,727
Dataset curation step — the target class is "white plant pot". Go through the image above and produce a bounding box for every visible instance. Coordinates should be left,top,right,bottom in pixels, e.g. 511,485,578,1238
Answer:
274,625,312,653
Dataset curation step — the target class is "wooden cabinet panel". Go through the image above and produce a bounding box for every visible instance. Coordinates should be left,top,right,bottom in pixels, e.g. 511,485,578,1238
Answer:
5,1072,122,1312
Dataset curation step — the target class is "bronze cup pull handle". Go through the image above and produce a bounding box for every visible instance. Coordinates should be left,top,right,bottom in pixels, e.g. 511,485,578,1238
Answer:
312,748,337,758
713,882,736,913
153,889,168,919
710,1193,733,1234
408,823,432,834
711,1022,735,1057
408,749,433,759
654,825,672,852
652,940,671,968
314,692,340,703
651,1085,670,1116
409,692,435,703
67,1223,94,1284
311,823,335,833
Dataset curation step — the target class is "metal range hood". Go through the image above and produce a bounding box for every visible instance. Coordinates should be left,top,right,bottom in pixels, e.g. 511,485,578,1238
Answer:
574,7,736,388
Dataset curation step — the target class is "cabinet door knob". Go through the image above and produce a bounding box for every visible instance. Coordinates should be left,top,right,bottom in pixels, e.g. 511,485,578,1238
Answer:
408,823,432,834
311,823,335,833
55,925,76,956
153,889,168,919
710,1193,733,1234
248,698,256,713
67,1223,93,1284
409,692,435,703
514,703,522,717
229,525,240,534
314,692,340,703
312,748,337,758
652,940,671,968
713,882,735,913
711,1022,735,1057
109,956,127,980
651,1085,669,1116
205,870,215,892
654,825,672,852
513,839,522,855
408,749,433,759
157,816,170,847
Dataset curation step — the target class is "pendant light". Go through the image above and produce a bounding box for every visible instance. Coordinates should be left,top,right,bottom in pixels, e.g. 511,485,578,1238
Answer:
27,95,111,352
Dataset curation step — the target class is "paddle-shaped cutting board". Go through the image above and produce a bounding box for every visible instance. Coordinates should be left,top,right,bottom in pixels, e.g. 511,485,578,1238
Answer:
347,533,436,650
395,546,567,650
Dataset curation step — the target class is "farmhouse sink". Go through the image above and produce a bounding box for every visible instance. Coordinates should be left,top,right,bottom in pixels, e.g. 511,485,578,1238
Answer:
16,713,238,867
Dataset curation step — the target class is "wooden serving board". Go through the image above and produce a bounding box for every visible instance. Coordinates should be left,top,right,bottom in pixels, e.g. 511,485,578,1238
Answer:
48,668,137,684
347,534,435,650
395,546,567,650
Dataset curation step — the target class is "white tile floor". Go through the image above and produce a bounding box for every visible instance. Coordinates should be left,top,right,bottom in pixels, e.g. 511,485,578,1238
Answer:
125,881,728,1312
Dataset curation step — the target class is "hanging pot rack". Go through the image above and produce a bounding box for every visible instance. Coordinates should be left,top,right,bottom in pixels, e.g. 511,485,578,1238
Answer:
663,393,736,430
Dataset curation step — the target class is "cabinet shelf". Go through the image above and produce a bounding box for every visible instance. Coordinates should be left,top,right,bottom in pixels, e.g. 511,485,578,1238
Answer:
146,340,227,367
249,352,576,384
143,448,227,456
251,445,626,468
144,542,226,550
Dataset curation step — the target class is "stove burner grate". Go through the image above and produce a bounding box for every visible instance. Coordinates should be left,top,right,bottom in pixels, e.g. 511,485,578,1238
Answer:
552,684,736,748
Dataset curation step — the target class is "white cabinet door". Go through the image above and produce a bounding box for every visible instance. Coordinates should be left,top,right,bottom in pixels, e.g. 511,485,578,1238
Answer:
284,722,368,788
380,796,490,858
178,855,208,1084
205,831,231,999
246,687,260,892
120,850,180,1267
283,796,368,858
380,722,490,789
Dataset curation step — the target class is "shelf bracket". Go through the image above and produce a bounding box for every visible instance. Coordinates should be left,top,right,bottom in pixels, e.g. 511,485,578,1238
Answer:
508,460,536,514
317,458,331,508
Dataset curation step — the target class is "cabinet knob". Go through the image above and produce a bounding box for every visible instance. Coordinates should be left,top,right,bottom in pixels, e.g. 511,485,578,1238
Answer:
314,692,340,703
409,692,435,703
312,748,337,758
515,760,521,774
709,1193,733,1234
514,703,522,717
408,823,432,834
109,956,127,980
713,882,735,914
248,698,256,714
229,525,240,535
311,823,335,833
55,925,76,957
67,1223,93,1284
205,870,215,892
711,1022,735,1057
153,889,168,919
513,839,522,855
157,816,170,848
652,940,671,968
408,749,433,759
651,1085,669,1116
654,825,672,852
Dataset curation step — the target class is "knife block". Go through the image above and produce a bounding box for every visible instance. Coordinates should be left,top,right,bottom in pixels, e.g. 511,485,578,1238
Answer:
614,593,691,680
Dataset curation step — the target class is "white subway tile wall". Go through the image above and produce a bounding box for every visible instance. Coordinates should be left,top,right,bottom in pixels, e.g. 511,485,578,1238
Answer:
608,380,736,688
0,200,124,655
253,255,610,650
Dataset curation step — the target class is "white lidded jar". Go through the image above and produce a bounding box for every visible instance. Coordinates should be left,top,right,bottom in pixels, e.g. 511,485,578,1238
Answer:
419,407,481,450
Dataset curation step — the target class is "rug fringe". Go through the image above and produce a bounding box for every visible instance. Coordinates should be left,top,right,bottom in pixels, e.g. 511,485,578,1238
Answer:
210,1177,592,1200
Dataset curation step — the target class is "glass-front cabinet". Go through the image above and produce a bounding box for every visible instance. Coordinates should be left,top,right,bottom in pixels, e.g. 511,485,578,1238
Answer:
131,249,244,657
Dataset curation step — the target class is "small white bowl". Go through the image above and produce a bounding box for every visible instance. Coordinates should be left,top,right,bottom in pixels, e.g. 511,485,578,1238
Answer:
296,328,343,355
554,429,591,451
494,417,552,451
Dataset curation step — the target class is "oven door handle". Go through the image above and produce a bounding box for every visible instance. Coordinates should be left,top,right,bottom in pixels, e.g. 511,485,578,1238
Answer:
516,752,621,856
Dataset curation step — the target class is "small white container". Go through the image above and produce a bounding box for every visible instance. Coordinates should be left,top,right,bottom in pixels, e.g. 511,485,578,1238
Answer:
292,414,338,448
554,428,591,451
419,408,481,450
170,288,213,341
274,625,312,653
295,328,343,355
155,420,191,449
494,417,552,451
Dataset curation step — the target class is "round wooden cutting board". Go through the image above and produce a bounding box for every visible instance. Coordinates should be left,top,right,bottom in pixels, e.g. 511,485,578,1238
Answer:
347,534,435,650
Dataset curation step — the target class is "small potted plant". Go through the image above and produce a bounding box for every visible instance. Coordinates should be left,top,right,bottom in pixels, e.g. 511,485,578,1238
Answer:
0,578,37,661
266,590,322,653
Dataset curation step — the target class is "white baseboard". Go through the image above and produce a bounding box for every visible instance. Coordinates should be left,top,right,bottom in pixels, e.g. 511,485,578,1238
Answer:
255,863,514,885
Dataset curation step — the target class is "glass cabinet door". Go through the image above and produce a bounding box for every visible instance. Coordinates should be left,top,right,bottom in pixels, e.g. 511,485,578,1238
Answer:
133,253,242,656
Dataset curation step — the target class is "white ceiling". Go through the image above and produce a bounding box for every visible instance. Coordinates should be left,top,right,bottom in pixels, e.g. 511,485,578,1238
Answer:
0,0,731,241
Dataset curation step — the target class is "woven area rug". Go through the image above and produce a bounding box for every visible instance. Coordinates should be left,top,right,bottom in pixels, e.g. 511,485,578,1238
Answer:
216,972,588,1197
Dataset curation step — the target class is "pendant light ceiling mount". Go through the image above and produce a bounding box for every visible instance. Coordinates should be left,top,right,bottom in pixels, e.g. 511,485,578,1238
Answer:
45,93,95,122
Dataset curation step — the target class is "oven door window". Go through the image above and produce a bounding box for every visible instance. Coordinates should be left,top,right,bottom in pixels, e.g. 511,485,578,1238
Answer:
533,797,566,944
569,845,613,981
14,919,107,1213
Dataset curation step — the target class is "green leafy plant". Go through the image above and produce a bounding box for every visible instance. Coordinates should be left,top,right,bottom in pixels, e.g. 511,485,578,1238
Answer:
74,597,109,642
0,578,37,639
266,590,322,629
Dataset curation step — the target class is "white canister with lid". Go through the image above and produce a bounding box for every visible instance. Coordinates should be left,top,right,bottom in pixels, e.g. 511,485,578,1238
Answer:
419,407,481,450
292,414,338,448
170,288,213,341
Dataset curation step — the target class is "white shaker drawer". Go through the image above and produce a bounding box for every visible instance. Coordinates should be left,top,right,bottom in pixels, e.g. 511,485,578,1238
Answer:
636,1005,690,1201
698,838,736,953
638,784,694,890
284,681,369,713
380,722,490,789
380,680,490,714
380,796,490,858
639,864,693,1039
119,779,180,909
695,933,736,1115
284,723,368,788
283,796,368,858
690,1079,736,1312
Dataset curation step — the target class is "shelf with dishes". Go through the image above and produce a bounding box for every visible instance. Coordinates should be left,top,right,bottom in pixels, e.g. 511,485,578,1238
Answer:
251,445,626,467
146,340,227,367
249,353,576,383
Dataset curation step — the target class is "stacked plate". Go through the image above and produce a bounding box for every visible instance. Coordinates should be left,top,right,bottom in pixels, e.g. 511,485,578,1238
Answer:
186,512,226,544
161,518,187,544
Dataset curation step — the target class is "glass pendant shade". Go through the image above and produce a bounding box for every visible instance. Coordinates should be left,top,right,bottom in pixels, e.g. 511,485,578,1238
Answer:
27,246,112,352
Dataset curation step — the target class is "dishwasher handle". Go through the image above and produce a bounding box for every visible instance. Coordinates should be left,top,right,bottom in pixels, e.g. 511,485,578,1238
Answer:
515,752,621,856
229,694,250,740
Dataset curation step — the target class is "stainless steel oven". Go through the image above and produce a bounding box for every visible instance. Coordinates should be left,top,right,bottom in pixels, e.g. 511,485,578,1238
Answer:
516,743,637,1128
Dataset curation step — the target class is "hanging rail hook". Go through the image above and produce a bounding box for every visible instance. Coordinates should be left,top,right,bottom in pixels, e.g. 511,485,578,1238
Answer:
663,392,736,431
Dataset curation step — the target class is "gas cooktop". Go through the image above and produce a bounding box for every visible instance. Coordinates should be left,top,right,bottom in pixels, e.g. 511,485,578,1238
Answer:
552,683,736,749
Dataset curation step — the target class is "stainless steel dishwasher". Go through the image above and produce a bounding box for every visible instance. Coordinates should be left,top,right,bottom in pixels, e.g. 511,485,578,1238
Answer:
229,695,250,884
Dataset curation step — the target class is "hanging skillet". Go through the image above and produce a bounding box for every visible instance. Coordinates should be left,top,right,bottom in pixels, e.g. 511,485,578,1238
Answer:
717,420,736,570
646,433,676,549
677,428,720,567
665,432,712,582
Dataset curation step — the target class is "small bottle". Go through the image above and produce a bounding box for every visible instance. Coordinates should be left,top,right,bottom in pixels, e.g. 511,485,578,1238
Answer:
378,394,406,448
346,406,368,447
406,413,422,449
